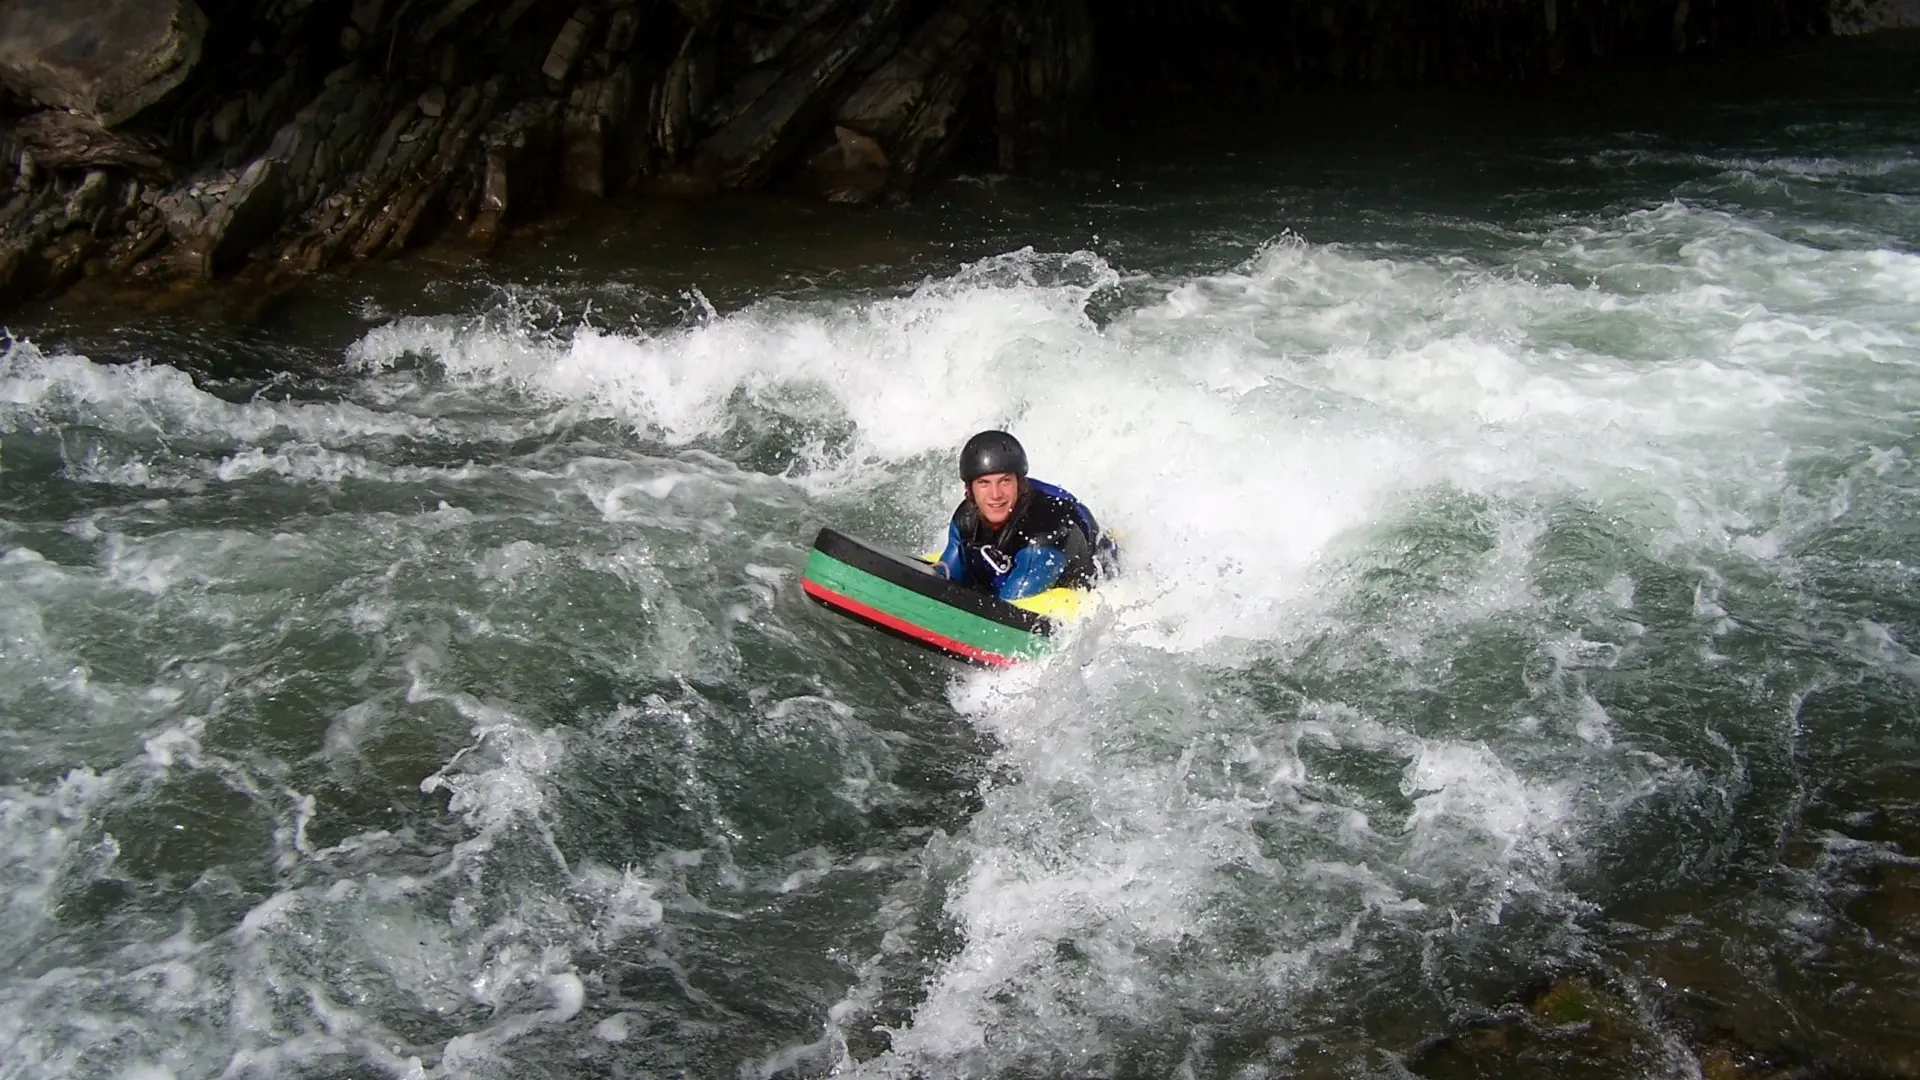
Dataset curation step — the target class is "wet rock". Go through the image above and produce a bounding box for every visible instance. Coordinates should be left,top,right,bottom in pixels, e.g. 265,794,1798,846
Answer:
469,150,512,248
835,0,993,193
39,227,98,290
181,155,282,279
63,169,111,227
0,0,208,126
105,217,168,272
420,0,489,45
563,96,609,197
1410,975,1666,1079
247,69,295,134
347,80,497,259
11,111,170,179
605,5,639,54
466,97,559,249
705,67,782,130
13,150,37,193
210,98,247,144
542,8,596,85
650,27,713,165
1696,1044,1794,1080
359,109,412,178
1529,976,1632,1036
833,125,886,171
562,65,637,198
803,124,888,203
695,0,908,188
156,188,205,240
837,0,990,140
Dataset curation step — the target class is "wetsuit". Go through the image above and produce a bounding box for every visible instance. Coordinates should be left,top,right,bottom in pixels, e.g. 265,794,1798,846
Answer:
934,479,1118,601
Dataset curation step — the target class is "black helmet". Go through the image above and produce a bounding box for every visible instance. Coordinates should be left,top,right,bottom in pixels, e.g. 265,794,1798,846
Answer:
959,430,1028,482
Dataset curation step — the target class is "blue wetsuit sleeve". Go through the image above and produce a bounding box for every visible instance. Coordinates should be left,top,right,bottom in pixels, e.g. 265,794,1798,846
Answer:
933,522,965,581
997,546,1066,601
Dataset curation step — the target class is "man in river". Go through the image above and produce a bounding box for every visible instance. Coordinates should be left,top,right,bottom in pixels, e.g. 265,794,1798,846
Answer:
932,430,1118,601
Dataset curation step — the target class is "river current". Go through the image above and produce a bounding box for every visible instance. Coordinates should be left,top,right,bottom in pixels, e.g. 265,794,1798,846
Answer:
3,34,1918,1080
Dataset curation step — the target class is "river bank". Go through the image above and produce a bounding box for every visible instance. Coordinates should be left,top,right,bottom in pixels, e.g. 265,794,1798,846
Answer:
3,0,1916,315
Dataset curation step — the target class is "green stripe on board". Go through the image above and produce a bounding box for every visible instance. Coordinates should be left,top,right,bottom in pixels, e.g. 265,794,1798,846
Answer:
802,549,1048,659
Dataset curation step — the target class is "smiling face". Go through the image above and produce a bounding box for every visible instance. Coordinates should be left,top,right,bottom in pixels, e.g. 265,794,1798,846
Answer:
969,472,1021,528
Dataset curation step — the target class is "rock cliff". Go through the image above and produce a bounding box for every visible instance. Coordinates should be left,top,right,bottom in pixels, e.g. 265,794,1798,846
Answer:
0,0,1862,308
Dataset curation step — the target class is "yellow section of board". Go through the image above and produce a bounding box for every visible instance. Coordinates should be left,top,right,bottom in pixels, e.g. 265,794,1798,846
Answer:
919,554,1095,622
1009,586,1092,621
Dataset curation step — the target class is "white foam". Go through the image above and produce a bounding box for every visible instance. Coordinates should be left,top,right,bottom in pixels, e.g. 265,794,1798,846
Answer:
1400,742,1569,890
328,229,1911,666
571,862,665,943
0,770,112,966
592,1014,631,1042
417,710,564,838
0,339,439,445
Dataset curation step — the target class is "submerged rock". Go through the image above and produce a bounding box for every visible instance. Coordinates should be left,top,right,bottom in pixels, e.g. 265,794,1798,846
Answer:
1410,974,1669,1079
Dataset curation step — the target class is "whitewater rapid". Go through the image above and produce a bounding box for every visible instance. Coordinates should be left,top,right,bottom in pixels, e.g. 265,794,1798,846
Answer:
2,120,1918,1079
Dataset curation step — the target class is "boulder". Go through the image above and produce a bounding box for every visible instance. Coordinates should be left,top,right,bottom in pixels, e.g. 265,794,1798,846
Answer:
0,0,208,127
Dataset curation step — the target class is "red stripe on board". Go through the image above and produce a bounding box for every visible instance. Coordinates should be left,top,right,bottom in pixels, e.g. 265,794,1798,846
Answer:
803,578,1016,668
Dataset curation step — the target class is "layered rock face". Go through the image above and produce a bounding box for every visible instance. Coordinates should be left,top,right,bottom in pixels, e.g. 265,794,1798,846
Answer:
0,0,1857,308
0,0,1099,306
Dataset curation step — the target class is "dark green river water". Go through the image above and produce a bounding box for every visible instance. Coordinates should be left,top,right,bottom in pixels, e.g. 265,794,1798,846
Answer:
2,31,1918,1080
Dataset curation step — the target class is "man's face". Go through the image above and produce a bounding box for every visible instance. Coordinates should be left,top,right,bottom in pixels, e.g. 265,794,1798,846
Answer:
969,472,1020,527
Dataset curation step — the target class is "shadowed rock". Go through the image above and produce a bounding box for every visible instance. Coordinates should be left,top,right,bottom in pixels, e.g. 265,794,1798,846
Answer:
694,0,909,188
0,0,207,127
826,0,995,198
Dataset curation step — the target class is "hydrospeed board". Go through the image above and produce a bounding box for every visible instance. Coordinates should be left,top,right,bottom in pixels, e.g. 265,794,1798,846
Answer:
800,528,1088,667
